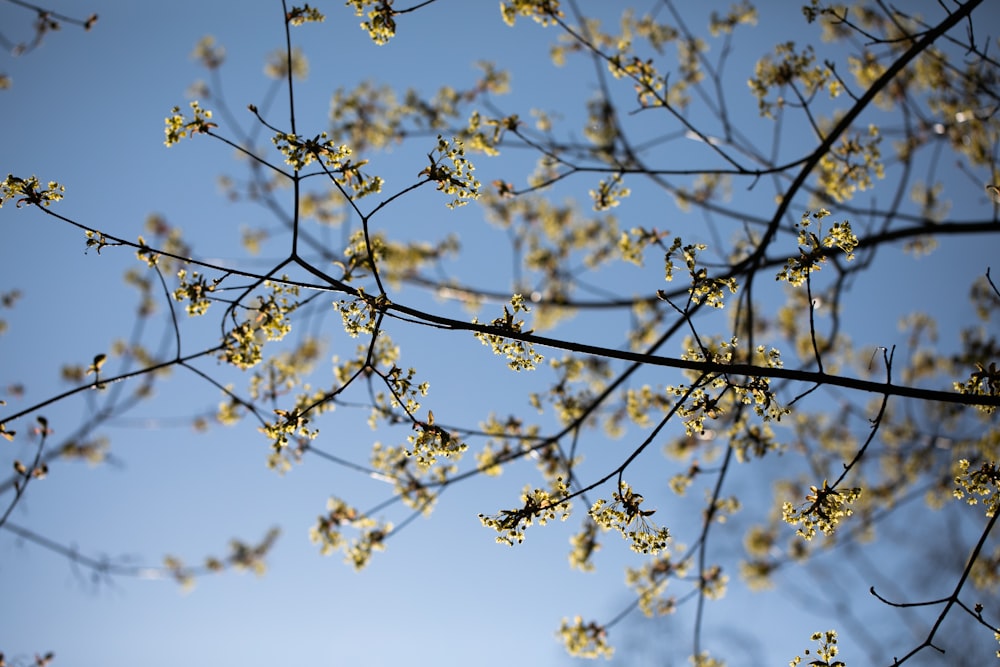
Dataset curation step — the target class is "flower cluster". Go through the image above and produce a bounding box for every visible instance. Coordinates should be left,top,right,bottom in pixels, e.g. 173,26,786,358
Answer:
407,410,465,470
472,294,543,371
748,42,834,118
271,131,353,172
782,481,862,540
219,283,297,371
190,35,225,69
617,226,667,266
558,617,613,659
954,362,1000,414
709,2,758,36
953,458,1000,516
419,136,481,208
662,237,739,308
661,237,738,309
789,630,845,667
776,210,858,286
286,4,324,25
816,124,884,202
173,269,219,316
607,54,665,106
369,443,439,514
568,520,602,572
255,281,299,342
0,174,64,208
346,0,396,45
479,478,570,545
626,553,684,616
164,101,216,147
222,321,262,370
334,288,388,338
259,406,317,471
500,0,563,27
463,111,517,156
264,46,308,79
699,563,729,600
589,483,670,554
309,497,392,570
589,173,631,211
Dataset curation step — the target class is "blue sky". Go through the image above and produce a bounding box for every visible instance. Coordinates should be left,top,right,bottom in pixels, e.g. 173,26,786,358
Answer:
2,1,999,666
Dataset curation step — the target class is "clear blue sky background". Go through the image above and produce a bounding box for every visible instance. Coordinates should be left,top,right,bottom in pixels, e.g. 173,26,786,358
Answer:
2,1,999,666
